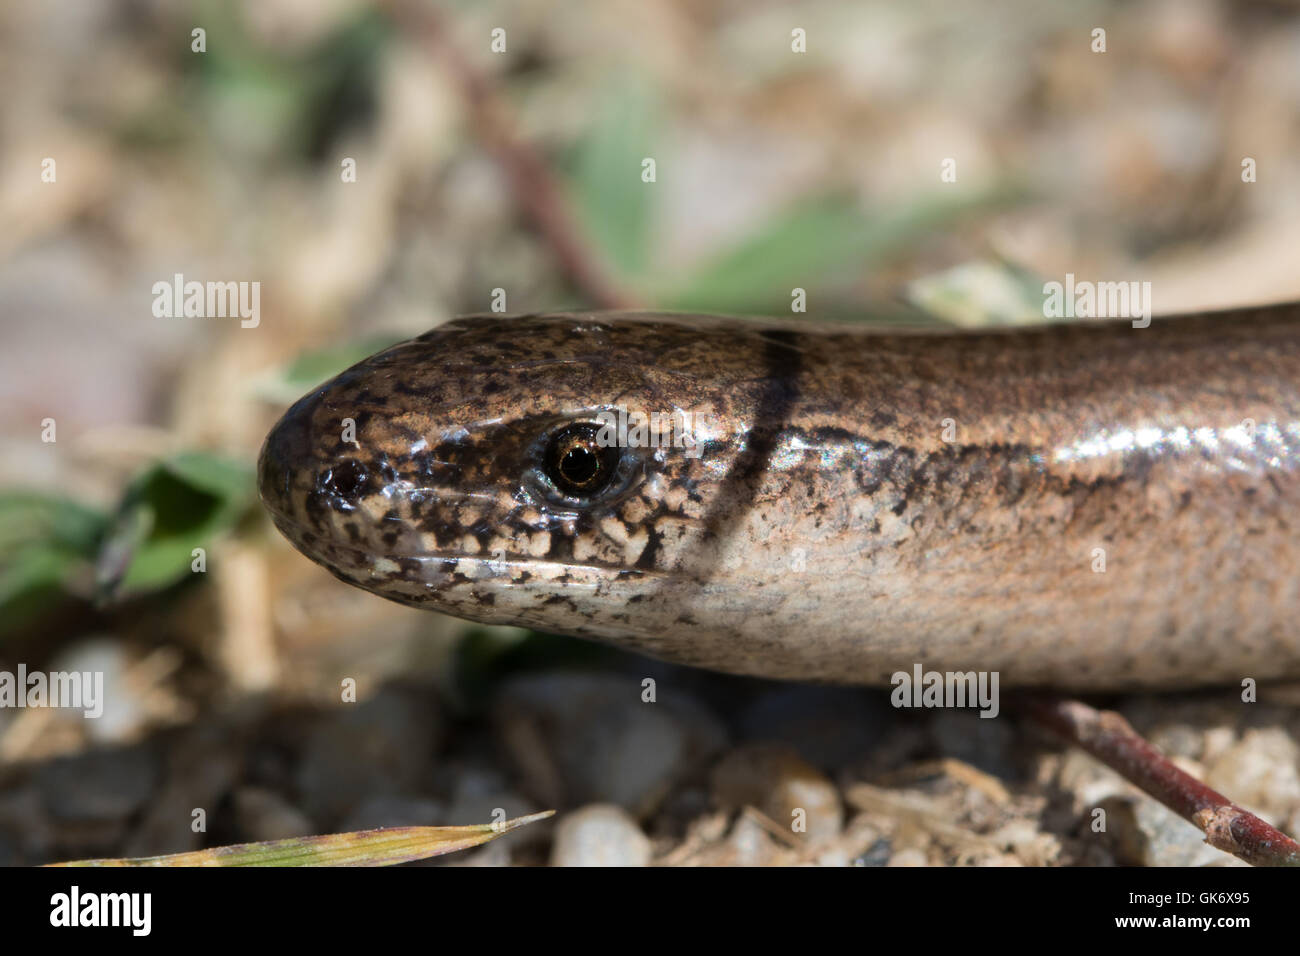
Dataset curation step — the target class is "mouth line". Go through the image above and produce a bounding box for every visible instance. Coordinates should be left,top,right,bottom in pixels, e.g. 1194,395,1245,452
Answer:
267,509,676,581
294,531,673,581
380,551,673,580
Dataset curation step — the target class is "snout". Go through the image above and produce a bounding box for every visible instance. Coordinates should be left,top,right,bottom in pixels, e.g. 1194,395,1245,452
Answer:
257,389,321,527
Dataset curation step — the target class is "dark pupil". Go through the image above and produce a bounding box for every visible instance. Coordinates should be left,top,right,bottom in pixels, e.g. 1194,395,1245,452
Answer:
559,444,601,486
547,424,617,496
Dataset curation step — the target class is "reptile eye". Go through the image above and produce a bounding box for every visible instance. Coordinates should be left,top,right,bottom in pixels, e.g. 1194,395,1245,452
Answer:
545,423,620,498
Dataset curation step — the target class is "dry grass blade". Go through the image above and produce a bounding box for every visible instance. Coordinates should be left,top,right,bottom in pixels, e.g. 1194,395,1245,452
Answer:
46,811,555,867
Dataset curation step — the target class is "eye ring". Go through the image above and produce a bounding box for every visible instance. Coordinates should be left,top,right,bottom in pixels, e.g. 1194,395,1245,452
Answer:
545,423,621,498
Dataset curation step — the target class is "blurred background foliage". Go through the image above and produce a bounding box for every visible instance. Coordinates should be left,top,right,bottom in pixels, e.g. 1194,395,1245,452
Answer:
2,0,1300,863
7,0,1300,689
6,0,1300,691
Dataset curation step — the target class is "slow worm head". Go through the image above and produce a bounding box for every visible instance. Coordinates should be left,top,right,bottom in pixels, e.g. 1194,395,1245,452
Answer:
259,307,1300,689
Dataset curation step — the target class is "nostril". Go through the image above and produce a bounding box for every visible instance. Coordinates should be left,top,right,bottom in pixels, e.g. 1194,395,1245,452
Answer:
320,459,370,500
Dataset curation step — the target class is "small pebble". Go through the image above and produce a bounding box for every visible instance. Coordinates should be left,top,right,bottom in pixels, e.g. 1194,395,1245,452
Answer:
48,637,142,745
1204,727,1300,822
233,786,315,842
887,848,929,867
550,804,652,867
0,788,54,864
36,744,158,823
711,743,843,842
724,811,788,865
295,685,443,824
1101,795,1236,868
494,673,727,816
855,837,893,867
120,727,240,859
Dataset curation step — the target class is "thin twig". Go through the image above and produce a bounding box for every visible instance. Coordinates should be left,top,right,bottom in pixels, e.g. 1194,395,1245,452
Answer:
1023,695,1300,867
385,0,636,310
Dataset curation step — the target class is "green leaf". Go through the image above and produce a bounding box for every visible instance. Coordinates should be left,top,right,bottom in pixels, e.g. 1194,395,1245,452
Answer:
191,0,389,160
568,78,660,279
163,451,258,503
0,492,106,556
662,183,1026,315
96,453,256,601
0,493,108,637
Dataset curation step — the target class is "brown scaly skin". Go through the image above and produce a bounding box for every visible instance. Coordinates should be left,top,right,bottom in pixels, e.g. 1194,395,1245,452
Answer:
258,305,1300,689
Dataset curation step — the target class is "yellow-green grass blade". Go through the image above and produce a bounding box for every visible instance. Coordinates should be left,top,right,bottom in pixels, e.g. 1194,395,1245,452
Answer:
47,811,554,867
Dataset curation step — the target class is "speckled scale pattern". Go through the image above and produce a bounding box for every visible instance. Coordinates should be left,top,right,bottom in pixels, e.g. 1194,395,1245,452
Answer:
259,305,1300,689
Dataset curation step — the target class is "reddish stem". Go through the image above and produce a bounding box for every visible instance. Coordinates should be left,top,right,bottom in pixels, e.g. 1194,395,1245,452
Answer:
387,0,636,310
1024,695,1300,867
